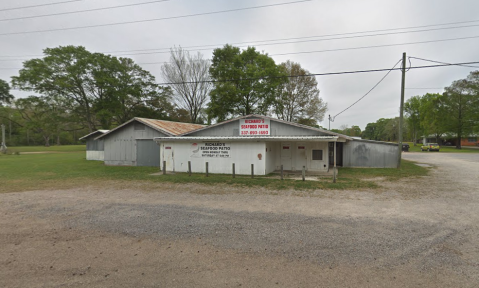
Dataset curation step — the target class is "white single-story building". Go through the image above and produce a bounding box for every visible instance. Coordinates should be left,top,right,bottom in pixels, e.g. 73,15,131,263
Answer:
79,130,109,161
95,118,204,167
154,114,399,175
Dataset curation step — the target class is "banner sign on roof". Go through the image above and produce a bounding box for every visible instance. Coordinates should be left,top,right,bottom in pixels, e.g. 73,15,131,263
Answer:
239,118,270,136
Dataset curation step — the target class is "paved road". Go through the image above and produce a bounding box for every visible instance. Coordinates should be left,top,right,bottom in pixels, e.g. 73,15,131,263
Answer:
0,152,478,287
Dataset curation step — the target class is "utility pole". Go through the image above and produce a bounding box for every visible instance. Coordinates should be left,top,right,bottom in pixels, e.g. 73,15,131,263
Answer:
397,52,406,168
328,114,331,130
1,124,7,153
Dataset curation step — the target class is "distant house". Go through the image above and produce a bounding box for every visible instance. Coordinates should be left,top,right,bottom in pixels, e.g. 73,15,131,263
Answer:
79,130,109,161
422,134,478,146
95,118,204,167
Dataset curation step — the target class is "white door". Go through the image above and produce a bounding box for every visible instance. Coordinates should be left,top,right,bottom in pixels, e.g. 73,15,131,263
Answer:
294,143,307,171
280,142,292,170
163,144,174,172
309,142,328,171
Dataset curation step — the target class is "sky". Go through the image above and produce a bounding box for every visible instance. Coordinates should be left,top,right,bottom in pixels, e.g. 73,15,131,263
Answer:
1,0,478,130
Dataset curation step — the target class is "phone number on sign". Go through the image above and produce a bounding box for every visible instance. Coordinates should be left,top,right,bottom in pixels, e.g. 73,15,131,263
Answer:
241,130,269,135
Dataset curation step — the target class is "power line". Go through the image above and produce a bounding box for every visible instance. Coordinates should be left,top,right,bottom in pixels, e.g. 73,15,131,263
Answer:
0,0,172,22
0,0,312,36
330,59,403,122
134,35,479,65
409,56,479,69
0,0,81,12
156,61,479,85
2,17,479,59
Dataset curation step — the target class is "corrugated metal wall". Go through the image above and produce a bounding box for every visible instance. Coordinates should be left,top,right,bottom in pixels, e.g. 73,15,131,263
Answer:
86,139,104,151
103,122,166,166
342,140,398,168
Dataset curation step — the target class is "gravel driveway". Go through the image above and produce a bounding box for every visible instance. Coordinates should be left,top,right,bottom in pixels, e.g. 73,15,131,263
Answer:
1,152,478,287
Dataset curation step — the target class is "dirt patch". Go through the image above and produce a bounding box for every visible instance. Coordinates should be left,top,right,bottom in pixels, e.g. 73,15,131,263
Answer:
1,153,478,287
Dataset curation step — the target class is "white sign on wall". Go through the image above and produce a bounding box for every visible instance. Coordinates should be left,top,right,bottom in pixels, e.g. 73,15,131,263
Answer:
191,142,231,158
239,118,270,136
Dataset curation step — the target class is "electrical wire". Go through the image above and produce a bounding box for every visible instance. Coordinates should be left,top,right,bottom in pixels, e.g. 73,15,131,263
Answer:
0,0,172,22
409,56,479,69
0,0,81,12
2,18,479,59
0,0,312,36
329,59,403,122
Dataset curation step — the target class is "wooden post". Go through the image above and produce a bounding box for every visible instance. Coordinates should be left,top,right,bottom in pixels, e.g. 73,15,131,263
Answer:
162,161,166,175
188,161,191,176
232,163,235,178
205,162,209,177
302,166,305,181
251,164,254,178
280,164,284,180
333,140,337,183
398,52,406,168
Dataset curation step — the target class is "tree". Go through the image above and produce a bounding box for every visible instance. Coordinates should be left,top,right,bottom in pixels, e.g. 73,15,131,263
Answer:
208,45,286,122
15,96,67,146
0,79,14,105
443,71,479,149
420,93,447,143
342,125,362,137
12,46,168,132
273,61,327,124
161,47,211,123
404,96,422,145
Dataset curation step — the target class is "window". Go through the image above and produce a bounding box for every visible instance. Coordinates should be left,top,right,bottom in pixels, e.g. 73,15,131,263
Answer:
468,137,477,143
134,122,145,131
312,150,323,160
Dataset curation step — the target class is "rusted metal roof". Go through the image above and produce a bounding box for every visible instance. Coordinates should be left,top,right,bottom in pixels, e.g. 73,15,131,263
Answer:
95,117,205,140
137,118,205,136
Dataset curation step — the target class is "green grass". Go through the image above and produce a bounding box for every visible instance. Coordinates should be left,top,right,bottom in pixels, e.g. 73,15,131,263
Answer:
3,145,86,153
405,142,479,153
0,151,430,193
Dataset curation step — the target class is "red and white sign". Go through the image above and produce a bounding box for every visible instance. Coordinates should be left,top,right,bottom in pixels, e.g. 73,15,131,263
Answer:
239,118,270,136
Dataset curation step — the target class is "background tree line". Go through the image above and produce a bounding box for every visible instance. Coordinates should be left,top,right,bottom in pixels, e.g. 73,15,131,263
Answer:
0,44,328,146
360,71,479,149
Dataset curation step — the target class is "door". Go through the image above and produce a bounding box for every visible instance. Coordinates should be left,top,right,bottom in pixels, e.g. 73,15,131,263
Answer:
328,142,343,167
294,143,307,171
309,142,328,171
136,140,160,167
280,142,292,170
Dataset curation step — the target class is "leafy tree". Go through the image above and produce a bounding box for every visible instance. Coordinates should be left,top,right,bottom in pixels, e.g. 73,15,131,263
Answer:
15,96,67,146
12,46,168,132
0,79,14,105
208,45,286,121
443,71,479,149
161,47,211,123
404,96,422,145
273,60,327,124
362,122,378,140
419,93,447,143
342,125,362,137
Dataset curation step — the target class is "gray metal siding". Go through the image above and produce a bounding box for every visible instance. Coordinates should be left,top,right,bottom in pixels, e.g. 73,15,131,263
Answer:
136,140,160,167
103,122,167,166
86,139,104,151
343,140,398,168
188,117,331,137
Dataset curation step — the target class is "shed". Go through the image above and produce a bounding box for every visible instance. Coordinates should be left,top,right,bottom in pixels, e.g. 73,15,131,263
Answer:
79,130,109,161
96,118,204,167
154,115,400,175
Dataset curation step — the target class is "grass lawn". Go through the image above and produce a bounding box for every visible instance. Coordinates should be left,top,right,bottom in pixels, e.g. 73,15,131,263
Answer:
0,149,430,193
405,142,479,153
3,145,86,153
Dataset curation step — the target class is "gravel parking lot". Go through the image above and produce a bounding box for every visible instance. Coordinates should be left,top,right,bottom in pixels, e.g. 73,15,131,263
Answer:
1,152,478,287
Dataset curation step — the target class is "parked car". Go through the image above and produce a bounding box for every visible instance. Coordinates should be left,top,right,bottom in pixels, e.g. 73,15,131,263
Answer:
402,143,410,152
421,143,440,151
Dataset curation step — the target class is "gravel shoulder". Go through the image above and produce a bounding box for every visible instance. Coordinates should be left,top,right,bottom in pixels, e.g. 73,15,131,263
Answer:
1,152,478,287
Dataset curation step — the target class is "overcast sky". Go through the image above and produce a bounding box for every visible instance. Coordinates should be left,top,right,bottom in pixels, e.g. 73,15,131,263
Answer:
1,0,478,129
